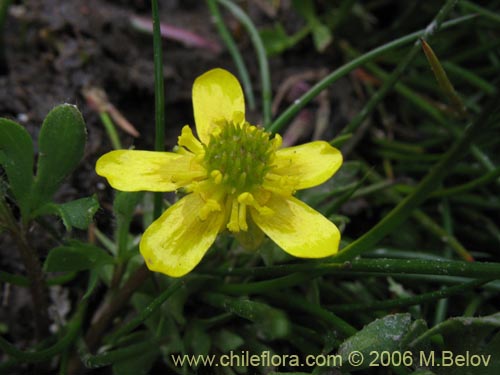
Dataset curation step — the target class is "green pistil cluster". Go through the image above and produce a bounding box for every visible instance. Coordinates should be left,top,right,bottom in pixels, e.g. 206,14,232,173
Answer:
204,121,275,194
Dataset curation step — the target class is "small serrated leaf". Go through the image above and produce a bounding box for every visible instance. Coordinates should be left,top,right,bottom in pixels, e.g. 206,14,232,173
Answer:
0,118,34,217
31,104,86,211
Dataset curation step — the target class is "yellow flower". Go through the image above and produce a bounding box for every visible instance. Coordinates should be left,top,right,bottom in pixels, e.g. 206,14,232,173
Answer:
96,69,343,277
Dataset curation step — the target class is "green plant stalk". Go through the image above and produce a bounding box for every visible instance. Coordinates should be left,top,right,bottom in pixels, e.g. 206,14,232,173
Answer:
93,227,116,254
355,161,473,261
0,198,49,340
426,167,500,197
106,280,183,345
433,198,453,325
84,264,150,352
206,0,255,110
328,279,487,313
151,0,165,220
334,93,499,262
216,258,500,280
442,61,497,95
217,0,271,127
99,112,122,150
415,209,472,262
266,291,358,336
408,312,500,349
351,53,500,186
460,0,500,23
341,0,459,136
268,13,475,133
214,272,313,294
80,339,161,368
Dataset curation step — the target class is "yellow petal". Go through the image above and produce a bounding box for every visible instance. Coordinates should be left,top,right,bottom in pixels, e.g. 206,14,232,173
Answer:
96,150,205,192
251,195,340,258
192,68,245,144
140,193,224,277
272,141,343,190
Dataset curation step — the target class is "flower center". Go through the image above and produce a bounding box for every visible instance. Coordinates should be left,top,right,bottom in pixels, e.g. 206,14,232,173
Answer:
203,121,277,194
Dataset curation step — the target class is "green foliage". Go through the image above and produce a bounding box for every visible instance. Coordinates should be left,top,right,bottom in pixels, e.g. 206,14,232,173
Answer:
44,241,114,272
292,0,332,52
0,104,93,226
36,196,100,231
414,313,500,374
0,118,34,216
31,104,87,211
260,23,308,56
338,313,413,370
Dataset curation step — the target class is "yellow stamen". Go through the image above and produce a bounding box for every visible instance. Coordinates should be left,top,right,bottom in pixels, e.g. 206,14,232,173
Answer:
199,199,221,221
178,125,204,154
210,170,223,184
238,192,273,216
238,201,248,231
227,198,240,232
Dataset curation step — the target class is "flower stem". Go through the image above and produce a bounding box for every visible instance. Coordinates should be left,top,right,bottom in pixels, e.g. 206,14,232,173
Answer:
268,14,476,134
151,0,165,219
105,279,183,345
215,258,500,280
342,0,460,135
217,0,271,127
334,93,500,262
266,291,358,336
328,279,488,313
99,112,122,150
206,0,255,110
84,264,150,351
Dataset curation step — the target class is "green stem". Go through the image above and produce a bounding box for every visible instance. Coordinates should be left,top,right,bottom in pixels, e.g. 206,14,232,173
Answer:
84,264,150,352
151,0,165,220
215,258,500,279
214,272,313,294
81,340,161,368
268,14,475,134
206,0,255,110
348,49,500,186
409,312,500,349
327,279,487,313
266,291,358,336
99,112,122,150
106,280,183,345
217,0,271,127
460,0,500,23
341,0,459,136
334,93,499,261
